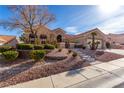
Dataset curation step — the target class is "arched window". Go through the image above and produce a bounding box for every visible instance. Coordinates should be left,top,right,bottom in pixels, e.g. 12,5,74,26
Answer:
57,35,62,42
40,34,47,44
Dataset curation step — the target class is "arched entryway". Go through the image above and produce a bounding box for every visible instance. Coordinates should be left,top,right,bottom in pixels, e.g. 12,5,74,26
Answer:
57,35,62,42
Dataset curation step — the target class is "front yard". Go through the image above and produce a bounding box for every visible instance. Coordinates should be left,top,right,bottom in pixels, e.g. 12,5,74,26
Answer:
0,43,124,87
0,44,89,87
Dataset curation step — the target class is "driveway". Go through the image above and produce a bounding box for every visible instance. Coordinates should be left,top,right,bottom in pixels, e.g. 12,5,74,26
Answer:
105,49,124,55
9,58,124,88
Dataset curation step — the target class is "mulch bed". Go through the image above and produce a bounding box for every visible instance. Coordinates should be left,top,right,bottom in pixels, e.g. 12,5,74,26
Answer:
96,52,124,62
0,54,89,88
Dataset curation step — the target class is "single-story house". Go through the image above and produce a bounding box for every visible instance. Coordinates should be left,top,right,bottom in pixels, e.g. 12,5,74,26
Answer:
23,25,110,49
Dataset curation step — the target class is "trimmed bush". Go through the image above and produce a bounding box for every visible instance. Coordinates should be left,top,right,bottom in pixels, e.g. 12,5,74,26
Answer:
74,44,83,48
2,50,18,61
34,45,44,50
44,44,55,49
0,46,12,53
58,48,62,52
82,46,86,49
68,49,72,54
106,42,111,49
17,44,33,50
72,52,78,57
30,50,46,61
95,51,104,56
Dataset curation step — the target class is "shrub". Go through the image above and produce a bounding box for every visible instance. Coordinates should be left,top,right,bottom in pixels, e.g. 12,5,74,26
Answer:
44,44,55,49
54,43,59,48
72,52,78,57
17,44,33,50
34,45,44,50
65,41,70,48
2,50,18,61
58,48,62,52
0,46,12,53
95,51,104,56
68,49,72,53
30,50,46,61
82,46,86,49
106,42,111,49
74,44,83,48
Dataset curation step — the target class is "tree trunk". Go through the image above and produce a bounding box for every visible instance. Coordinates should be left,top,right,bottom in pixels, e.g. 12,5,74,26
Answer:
91,35,95,50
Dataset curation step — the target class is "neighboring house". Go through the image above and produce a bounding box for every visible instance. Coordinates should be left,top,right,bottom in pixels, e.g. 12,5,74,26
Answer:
107,33,124,45
0,35,18,47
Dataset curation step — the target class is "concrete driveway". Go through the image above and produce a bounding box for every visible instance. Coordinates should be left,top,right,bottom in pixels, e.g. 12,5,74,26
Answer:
9,58,124,88
105,49,124,55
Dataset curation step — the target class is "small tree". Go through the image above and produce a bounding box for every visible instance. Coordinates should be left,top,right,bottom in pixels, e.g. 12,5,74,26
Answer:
91,32,97,50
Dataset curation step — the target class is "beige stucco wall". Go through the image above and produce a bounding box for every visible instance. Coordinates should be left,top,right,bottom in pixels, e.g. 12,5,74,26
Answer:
69,29,107,49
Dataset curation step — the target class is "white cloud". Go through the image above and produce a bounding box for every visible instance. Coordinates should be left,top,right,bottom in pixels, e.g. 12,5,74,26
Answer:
65,26,79,34
98,13,124,34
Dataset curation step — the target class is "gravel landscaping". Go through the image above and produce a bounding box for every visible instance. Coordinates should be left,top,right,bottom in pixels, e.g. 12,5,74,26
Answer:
96,52,124,62
0,53,89,87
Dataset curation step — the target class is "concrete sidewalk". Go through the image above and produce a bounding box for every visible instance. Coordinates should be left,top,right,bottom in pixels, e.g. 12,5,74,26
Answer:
9,58,124,88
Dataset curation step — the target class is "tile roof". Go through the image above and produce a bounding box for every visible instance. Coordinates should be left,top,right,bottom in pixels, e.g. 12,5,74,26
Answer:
0,35,16,45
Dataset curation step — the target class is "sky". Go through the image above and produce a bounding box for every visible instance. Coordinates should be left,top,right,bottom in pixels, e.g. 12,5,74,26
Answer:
0,5,124,36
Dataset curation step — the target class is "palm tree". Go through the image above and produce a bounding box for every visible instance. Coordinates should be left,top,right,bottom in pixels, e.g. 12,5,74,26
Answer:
91,32,97,50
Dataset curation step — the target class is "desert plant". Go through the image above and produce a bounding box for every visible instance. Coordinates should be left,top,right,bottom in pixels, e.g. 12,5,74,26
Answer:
2,50,19,61
74,44,83,48
68,49,72,54
65,41,70,48
106,42,111,49
17,43,33,50
82,46,86,49
58,48,62,52
44,44,55,49
91,32,97,50
95,50,104,56
0,45,12,53
72,52,78,57
34,45,44,50
30,50,46,61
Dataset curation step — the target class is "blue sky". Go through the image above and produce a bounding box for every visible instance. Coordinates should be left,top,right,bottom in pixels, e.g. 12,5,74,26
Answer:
0,5,124,36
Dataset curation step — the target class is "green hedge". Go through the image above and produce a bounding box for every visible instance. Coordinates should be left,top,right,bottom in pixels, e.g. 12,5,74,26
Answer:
30,50,46,61
0,46,12,53
44,44,55,49
17,44,33,50
2,50,19,61
34,45,44,50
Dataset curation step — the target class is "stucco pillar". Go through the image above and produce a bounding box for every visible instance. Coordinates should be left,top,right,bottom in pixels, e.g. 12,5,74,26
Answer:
101,40,105,49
